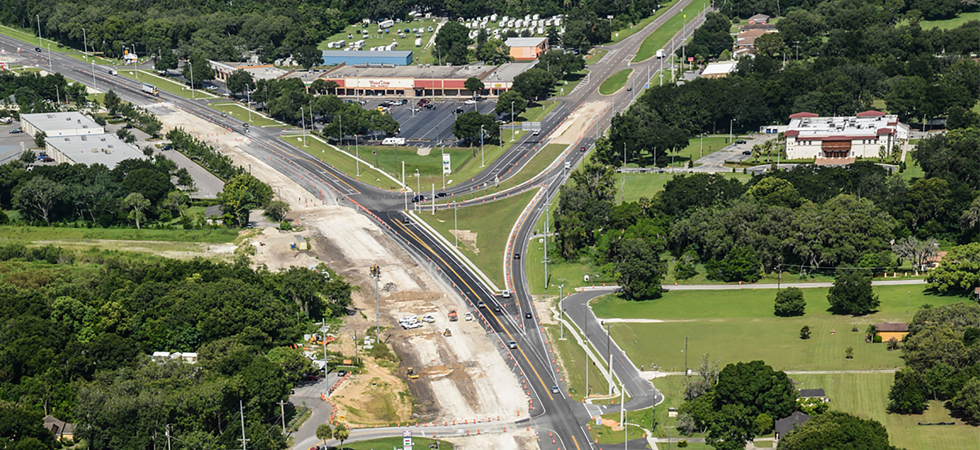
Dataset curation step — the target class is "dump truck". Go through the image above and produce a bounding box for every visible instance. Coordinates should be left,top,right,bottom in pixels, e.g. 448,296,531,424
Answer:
448,309,458,321
141,83,159,96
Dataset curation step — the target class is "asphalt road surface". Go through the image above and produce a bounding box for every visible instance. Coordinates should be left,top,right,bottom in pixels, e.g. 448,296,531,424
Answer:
0,0,709,445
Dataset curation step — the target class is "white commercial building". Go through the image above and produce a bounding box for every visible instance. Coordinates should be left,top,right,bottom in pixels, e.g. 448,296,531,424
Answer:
44,134,146,169
20,112,104,137
783,111,910,162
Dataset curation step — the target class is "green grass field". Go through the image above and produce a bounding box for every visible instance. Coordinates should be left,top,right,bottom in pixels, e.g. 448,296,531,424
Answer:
0,225,238,244
318,19,441,66
633,2,705,62
901,157,925,181
789,373,980,449
332,436,452,450
596,284,966,372
545,325,611,401
665,135,731,167
210,103,280,127
418,190,536,287
919,11,980,29
599,69,632,95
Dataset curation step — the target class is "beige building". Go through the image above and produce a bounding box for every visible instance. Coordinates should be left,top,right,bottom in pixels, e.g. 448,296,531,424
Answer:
505,37,548,60
20,112,103,138
784,111,910,162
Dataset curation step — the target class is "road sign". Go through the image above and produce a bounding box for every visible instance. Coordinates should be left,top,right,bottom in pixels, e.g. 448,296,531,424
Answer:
403,430,413,449
442,153,451,175
520,121,542,131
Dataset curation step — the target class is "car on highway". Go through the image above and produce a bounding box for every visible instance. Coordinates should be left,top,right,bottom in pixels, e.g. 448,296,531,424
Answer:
477,300,485,308
626,86,632,91
501,290,511,298
508,340,517,349
35,47,41,52
463,99,476,105
533,130,540,136
525,312,533,319
435,192,447,198
735,139,747,144
742,150,752,155
513,253,521,259
551,385,560,394
337,370,348,377
161,144,172,150
580,146,586,151
412,194,426,202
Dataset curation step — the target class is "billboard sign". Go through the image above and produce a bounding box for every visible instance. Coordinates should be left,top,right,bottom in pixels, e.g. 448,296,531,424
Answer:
442,153,451,174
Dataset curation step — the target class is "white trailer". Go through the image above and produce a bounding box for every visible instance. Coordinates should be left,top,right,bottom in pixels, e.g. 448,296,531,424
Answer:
656,49,666,58
379,19,395,28
415,38,422,47
382,137,406,146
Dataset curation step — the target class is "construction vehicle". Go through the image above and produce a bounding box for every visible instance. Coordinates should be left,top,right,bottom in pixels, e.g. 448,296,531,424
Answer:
407,367,419,379
448,309,458,322
443,328,452,337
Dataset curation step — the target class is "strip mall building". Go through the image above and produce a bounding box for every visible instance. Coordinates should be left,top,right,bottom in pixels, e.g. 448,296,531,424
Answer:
320,62,530,98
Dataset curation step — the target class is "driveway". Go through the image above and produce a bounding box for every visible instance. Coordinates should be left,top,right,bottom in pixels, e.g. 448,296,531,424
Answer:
156,147,224,199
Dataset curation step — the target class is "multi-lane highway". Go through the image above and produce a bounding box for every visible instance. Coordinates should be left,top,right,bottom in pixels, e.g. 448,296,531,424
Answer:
0,2,710,446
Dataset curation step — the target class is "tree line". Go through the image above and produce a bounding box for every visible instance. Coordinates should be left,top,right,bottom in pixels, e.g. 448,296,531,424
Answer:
603,13,979,167
0,247,353,450
0,71,86,114
555,131,979,299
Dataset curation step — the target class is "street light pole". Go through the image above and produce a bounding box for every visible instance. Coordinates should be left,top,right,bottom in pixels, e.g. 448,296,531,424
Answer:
453,202,458,247
246,90,252,122
91,60,96,89
558,284,565,340
480,124,485,167
46,43,52,74
82,28,87,57
36,14,41,48
415,169,420,212
300,106,307,147
188,61,194,99
511,101,515,142
729,118,735,144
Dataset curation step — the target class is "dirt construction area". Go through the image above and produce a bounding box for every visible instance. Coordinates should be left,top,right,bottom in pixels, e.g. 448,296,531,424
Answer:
148,103,534,448
549,101,610,145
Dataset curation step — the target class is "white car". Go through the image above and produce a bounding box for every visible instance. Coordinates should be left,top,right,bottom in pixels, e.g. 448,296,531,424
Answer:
501,290,511,298
464,99,476,105
465,312,473,321
422,315,436,323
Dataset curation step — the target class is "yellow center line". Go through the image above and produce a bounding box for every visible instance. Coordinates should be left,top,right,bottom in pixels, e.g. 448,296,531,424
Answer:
390,216,554,401
571,434,582,449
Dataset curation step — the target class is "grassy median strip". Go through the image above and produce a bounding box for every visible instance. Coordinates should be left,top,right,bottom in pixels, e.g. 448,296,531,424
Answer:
633,1,703,62
544,325,610,402
339,437,453,450
417,190,536,287
291,137,397,191
115,69,218,99
210,103,280,127
521,100,559,123
453,143,569,202
599,69,632,95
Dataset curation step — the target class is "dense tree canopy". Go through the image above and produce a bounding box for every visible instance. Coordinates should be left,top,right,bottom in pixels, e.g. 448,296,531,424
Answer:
777,411,900,450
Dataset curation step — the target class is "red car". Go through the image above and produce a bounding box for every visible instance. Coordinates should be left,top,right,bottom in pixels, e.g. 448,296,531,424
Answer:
580,146,586,152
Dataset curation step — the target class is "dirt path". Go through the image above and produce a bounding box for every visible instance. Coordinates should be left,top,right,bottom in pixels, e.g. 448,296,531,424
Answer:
550,101,609,145
148,103,528,430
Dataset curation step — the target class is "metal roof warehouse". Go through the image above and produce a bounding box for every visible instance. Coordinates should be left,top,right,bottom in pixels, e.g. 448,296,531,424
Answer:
321,50,414,66
44,134,147,169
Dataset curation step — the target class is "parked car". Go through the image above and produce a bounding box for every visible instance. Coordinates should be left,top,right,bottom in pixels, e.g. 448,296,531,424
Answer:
735,139,747,144
463,99,476,105
742,150,752,155
423,104,436,110
453,107,464,114
8,128,22,134
41,156,54,162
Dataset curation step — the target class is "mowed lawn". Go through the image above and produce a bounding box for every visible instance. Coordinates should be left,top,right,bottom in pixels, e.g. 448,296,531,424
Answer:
418,190,536,287
790,373,980,449
599,69,632,95
595,284,966,372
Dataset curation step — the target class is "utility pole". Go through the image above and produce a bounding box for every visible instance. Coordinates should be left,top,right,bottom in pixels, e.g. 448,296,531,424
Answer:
685,336,689,374
431,183,435,215
585,331,589,398
36,14,41,48
301,107,307,147
278,400,287,434
322,318,328,396
188,61,194,99
402,161,405,187
453,203,458,247
238,400,249,450
558,284,565,339
370,265,381,345
480,124,485,167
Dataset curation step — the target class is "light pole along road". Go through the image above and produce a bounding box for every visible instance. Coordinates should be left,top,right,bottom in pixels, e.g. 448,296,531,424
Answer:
0,2,710,445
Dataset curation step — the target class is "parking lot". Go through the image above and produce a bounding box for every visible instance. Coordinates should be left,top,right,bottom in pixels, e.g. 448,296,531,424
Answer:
355,97,497,144
0,120,34,164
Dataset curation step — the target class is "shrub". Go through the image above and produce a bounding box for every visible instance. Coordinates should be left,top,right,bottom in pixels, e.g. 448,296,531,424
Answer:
755,413,773,435
677,440,688,448
800,325,811,340
279,220,293,231
774,287,806,317
874,335,883,343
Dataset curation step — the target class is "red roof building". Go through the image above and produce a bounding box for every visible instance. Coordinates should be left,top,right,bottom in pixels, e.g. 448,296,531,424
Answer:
784,111,910,162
